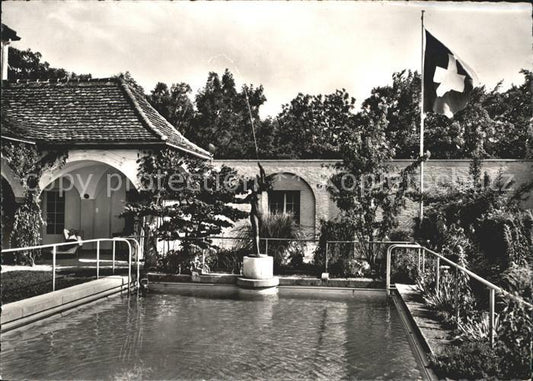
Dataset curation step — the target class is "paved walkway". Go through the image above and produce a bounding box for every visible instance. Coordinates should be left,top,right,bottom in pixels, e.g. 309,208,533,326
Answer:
396,284,454,356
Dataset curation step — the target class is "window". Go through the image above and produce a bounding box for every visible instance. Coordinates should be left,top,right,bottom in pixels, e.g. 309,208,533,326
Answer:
46,191,65,234
268,190,300,224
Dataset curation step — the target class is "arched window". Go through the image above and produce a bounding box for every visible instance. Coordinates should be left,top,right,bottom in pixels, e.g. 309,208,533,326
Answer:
268,190,300,224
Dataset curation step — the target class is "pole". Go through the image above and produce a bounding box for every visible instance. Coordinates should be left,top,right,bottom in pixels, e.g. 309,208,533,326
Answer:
489,288,495,347
435,256,440,294
386,247,391,294
128,243,132,295
325,242,329,273
96,240,100,279
243,87,260,161
112,240,116,275
52,246,57,291
419,10,426,225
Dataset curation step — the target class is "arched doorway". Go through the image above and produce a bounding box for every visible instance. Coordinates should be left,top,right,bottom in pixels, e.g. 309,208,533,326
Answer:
40,160,136,249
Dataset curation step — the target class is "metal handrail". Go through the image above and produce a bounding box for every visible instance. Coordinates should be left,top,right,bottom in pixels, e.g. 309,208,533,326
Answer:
129,235,319,242
121,237,143,297
385,243,533,347
326,240,410,244
2,237,140,295
138,234,321,259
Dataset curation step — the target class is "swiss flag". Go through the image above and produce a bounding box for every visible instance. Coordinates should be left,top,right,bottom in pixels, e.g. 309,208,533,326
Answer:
423,30,477,118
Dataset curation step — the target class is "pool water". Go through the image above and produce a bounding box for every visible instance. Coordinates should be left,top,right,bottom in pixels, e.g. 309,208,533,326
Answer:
1,286,423,380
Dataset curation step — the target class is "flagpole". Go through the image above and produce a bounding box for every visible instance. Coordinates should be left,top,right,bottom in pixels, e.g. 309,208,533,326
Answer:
419,10,426,226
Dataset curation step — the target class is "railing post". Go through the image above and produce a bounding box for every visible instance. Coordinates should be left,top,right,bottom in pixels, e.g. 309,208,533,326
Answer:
454,266,460,322
265,238,269,256
417,248,421,272
422,248,426,273
435,257,440,294
128,242,132,295
136,240,141,297
96,240,100,279
112,240,116,275
325,242,329,273
52,246,57,291
386,246,392,294
489,288,495,347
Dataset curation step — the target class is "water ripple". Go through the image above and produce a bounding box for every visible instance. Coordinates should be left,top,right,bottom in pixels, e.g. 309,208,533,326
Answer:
2,288,422,380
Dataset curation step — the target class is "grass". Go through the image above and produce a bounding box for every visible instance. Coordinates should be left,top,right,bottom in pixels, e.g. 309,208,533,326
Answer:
1,271,94,304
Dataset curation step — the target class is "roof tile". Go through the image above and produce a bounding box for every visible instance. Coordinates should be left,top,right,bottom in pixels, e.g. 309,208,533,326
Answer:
1,78,211,158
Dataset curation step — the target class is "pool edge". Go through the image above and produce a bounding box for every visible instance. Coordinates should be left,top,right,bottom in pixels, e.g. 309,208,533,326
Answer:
1,276,130,333
392,288,438,381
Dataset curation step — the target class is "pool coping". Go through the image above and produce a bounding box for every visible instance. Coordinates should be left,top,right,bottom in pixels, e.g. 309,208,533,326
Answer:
392,287,439,381
147,272,384,288
395,284,455,358
1,275,130,332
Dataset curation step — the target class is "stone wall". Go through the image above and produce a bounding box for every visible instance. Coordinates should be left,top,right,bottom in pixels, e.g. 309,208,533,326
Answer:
216,159,533,237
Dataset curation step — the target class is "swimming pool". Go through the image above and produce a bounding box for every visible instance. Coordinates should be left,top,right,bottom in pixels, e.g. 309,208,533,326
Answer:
1,285,424,380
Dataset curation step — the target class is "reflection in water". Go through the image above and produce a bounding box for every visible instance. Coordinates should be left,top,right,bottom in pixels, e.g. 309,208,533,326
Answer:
1,287,422,380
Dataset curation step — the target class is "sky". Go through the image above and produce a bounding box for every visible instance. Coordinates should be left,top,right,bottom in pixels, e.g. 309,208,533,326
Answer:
3,1,531,118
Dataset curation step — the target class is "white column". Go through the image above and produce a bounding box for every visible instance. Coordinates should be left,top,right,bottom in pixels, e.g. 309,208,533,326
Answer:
1,41,10,81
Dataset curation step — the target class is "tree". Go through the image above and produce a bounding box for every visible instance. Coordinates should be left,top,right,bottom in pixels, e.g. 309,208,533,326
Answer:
123,148,248,270
254,117,283,159
275,89,356,158
327,103,422,270
361,70,420,158
190,69,266,158
147,82,196,137
8,47,90,81
423,87,497,160
482,70,532,159
360,69,532,160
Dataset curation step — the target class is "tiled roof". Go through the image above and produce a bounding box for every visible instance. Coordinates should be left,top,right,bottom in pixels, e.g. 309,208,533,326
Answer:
1,24,21,41
1,78,211,159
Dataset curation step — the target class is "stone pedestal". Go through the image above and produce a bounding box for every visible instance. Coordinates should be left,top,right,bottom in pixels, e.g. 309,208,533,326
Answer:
243,255,273,279
237,255,279,289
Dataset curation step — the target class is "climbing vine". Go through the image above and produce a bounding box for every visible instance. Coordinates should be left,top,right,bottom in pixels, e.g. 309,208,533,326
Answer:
1,140,67,265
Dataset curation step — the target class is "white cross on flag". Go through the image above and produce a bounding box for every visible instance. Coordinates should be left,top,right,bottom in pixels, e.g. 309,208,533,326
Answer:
423,30,477,118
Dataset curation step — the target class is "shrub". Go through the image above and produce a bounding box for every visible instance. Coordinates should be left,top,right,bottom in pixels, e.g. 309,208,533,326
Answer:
500,264,532,300
1,271,92,304
457,312,500,342
388,229,412,241
494,298,532,379
432,341,498,380
416,265,475,327
434,299,532,380
385,229,417,283
415,170,532,280
156,241,203,274
156,249,188,274
314,219,355,274
205,247,246,274
390,251,418,283
237,212,302,271
413,163,532,379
